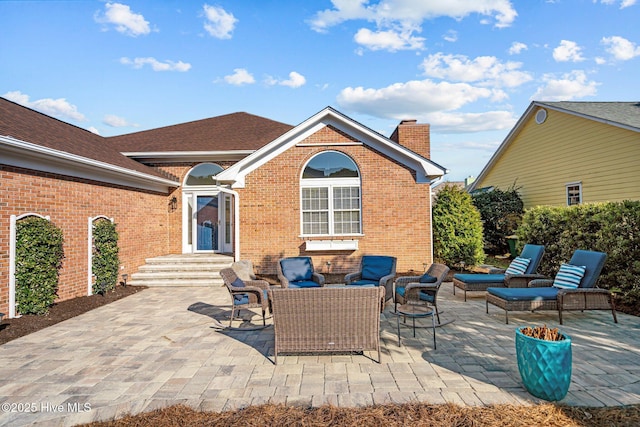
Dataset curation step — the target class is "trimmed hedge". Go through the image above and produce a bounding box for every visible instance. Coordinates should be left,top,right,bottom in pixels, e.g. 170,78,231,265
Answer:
433,184,485,268
15,216,64,315
517,201,640,306
92,219,120,294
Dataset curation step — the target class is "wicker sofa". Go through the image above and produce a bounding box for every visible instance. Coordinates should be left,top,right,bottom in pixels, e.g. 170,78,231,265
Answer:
269,286,385,364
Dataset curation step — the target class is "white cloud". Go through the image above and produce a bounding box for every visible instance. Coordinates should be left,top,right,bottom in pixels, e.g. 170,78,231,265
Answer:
103,114,138,128
424,110,517,133
88,127,101,135
95,2,151,37
601,35,640,60
309,0,517,31
3,90,86,122
203,4,237,39
354,27,425,51
337,79,494,118
443,30,458,43
420,53,533,88
266,71,306,88
120,57,191,72
222,68,255,85
553,40,585,62
595,0,636,8
508,41,527,55
531,70,599,101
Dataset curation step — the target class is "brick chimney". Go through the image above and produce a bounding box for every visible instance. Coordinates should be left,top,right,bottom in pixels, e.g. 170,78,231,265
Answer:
389,119,430,159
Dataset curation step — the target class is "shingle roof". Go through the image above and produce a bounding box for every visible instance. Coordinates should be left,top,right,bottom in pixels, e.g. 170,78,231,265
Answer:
539,101,640,130
0,97,168,179
107,112,293,152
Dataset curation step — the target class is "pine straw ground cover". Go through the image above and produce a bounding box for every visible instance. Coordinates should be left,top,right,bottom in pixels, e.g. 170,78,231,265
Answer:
81,402,640,427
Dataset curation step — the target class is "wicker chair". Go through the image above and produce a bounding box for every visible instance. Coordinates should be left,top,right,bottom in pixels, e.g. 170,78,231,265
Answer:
486,250,617,324
219,267,272,327
394,263,450,324
277,257,325,288
452,244,545,301
345,255,397,301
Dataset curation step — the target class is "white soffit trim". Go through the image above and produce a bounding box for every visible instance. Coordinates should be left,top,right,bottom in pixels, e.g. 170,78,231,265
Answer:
122,150,254,163
216,107,447,188
1,135,179,193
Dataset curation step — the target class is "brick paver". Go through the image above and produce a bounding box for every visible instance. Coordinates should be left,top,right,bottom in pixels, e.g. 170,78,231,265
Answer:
0,283,638,426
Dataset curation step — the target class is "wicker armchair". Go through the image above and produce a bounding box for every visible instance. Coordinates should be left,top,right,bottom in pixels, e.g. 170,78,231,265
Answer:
486,250,617,324
394,263,450,324
345,255,397,301
277,257,325,288
219,267,271,327
452,244,545,301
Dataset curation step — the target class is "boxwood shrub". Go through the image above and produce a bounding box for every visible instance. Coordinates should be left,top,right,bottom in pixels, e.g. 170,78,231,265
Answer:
92,219,120,295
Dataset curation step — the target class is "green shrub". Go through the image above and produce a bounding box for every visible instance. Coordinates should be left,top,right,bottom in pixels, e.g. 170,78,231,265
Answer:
517,201,640,306
433,184,485,268
92,220,120,294
472,186,524,255
15,216,64,315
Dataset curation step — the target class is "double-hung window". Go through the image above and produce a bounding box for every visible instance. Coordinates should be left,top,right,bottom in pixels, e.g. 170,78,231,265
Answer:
566,182,582,206
301,151,361,236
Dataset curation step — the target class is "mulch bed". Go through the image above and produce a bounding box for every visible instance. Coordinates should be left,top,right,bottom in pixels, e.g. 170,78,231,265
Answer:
80,402,640,427
0,285,146,345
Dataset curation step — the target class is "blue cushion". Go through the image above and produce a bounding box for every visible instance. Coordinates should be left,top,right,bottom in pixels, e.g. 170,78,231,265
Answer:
419,273,438,283
349,279,378,287
288,280,321,288
280,257,313,282
505,257,530,275
232,277,245,288
233,289,269,305
487,287,558,301
453,273,505,284
553,263,586,289
395,286,434,302
361,256,394,281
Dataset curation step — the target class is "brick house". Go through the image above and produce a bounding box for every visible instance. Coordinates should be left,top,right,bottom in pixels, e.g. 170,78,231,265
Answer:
1,97,447,317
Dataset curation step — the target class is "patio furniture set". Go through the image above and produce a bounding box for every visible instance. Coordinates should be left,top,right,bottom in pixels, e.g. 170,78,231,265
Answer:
219,247,617,363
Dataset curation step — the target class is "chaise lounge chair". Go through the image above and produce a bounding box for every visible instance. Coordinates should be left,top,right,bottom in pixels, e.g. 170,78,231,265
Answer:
452,244,545,301
486,249,617,324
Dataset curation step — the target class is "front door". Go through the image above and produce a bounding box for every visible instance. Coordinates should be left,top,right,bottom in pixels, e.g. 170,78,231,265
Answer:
195,195,218,251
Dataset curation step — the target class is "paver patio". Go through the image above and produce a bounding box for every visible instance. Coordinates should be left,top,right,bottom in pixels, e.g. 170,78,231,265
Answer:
0,282,638,426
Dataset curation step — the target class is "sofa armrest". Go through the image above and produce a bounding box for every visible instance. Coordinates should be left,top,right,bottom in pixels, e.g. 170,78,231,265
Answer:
344,272,361,284
312,272,326,286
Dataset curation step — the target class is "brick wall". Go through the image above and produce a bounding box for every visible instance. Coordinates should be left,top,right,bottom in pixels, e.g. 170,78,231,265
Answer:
237,125,433,276
0,165,172,315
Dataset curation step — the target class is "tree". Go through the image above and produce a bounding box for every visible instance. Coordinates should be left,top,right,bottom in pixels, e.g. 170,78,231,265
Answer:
433,184,485,268
472,186,524,255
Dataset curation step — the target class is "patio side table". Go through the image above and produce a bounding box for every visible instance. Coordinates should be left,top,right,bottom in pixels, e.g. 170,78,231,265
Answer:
395,304,436,350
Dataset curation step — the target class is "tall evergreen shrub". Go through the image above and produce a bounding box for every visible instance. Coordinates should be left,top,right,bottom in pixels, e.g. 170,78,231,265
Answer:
433,184,485,268
92,220,120,294
15,216,64,315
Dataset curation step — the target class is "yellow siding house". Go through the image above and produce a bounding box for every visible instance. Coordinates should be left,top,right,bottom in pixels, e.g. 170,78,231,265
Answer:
469,101,640,208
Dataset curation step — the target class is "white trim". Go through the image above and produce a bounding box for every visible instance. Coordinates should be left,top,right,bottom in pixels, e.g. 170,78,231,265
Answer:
122,150,253,163
216,107,447,188
9,213,50,318
1,135,179,193
88,216,114,296
566,181,583,206
305,240,359,251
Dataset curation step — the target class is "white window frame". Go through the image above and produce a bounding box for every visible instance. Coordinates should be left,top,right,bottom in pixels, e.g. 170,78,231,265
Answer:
300,152,362,237
566,182,582,206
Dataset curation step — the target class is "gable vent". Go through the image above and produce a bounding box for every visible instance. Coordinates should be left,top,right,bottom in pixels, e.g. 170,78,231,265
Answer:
535,108,547,124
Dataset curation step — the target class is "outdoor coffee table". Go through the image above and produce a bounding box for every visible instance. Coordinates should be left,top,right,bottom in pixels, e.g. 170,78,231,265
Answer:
395,304,436,349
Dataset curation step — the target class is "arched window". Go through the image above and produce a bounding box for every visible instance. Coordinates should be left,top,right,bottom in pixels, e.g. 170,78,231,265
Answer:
301,151,361,236
184,163,224,186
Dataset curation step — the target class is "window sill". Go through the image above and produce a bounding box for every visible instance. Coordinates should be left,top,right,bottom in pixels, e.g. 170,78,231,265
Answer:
305,239,359,251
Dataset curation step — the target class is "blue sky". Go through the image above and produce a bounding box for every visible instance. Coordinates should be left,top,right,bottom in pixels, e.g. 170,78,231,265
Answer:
1,1,639,181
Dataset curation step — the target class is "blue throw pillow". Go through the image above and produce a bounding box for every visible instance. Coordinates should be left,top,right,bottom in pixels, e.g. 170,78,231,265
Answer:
553,263,586,289
419,273,438,283
231,277,245,288
505,257,531,275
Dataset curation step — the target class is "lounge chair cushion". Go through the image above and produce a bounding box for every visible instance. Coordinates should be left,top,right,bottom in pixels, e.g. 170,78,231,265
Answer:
395,286,435,303
361,256,395,281
233,290,269,305
419,273,438,283
487,286,559,301
453,273,505,284
552,263,586,289
505,257,531,275
349,279,379,287
280,257,313,282
287,280,321,288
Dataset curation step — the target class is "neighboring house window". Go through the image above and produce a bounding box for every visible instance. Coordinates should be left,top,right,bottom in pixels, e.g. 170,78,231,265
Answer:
566,182,582,206
301,151,361,236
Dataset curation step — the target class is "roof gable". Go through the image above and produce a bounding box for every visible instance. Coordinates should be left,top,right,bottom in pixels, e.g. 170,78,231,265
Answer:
469,101,640,191
216,106,447,188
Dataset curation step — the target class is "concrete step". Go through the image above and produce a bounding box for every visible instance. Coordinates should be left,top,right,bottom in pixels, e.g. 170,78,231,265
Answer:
129,253,233,287
129,278,224,287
